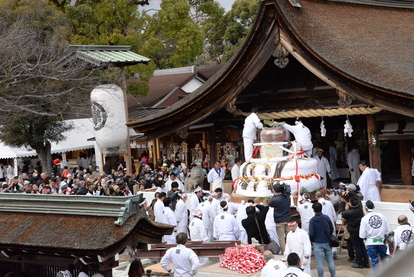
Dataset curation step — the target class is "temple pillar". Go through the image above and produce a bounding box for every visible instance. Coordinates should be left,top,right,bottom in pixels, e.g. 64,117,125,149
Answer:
399,140,412,185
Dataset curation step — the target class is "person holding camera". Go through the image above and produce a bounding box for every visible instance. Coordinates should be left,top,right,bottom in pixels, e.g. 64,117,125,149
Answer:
269,183,291,254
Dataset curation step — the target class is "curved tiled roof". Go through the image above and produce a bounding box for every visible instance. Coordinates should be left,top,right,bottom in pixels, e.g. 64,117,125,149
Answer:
275,0,414,96
128,0,414,138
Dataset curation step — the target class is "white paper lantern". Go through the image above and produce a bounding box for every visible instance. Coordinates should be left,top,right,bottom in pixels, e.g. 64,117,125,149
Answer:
91,84,127,154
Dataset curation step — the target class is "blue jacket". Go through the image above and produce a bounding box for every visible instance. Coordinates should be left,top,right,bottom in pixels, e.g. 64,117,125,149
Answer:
268,194,291,223
309,212,334,243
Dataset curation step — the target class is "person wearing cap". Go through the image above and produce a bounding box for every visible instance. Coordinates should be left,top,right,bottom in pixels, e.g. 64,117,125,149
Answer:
284,217,312,275
359,200,390,270
296,193,314,234
260,250,287,277
196,196,215,242
213,201,240,241
242,107,264,162
275,253,311,277
393,215,414,253
280,119,313,156
160,233,200,277
160,197,177,244
347,146,361,185
314,149,331,189
357,160,381,202
342,197,369,269
309,202,336,277
189,186,203,222
207,161,225,191
175,193,188,234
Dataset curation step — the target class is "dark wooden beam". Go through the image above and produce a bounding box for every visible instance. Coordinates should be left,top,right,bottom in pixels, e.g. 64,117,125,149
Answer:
399,140,412,186
367,114,381,172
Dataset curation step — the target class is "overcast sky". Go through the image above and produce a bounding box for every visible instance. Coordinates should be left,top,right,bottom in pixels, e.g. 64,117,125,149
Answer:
140,0,236,13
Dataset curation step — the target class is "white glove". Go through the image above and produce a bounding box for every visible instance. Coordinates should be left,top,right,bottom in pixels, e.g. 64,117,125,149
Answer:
328,173,332,179
302,256,310,266
187,270,196,276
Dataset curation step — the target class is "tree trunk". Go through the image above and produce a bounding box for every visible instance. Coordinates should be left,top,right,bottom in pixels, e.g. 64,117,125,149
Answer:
34,141,53,176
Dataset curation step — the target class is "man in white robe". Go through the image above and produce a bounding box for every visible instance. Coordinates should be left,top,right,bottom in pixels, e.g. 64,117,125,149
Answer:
196,198,215,242
296,193,314,234
207,161,225,191
175,193,188,234
329,144,340,180
165,173,185,192
281,120,313,156
347,146,361,184
357,160,381,202
314,149,331,189
231,158,242,181
160,197,177,244
189,187,202,222
242,107,263,161
284,219,312,276
213,201,240,241
161,233,200,277
236,199,254,243
154,192,167,223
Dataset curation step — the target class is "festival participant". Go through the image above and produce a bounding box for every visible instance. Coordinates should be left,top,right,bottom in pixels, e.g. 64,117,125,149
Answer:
296,193,314,234
284,218,312,276
175,193,188,234
357,161,381,202
189,186,203,222
231,158,242,181
347,146,361,184
236,199,254,243
213,201,240,241
196,196,215,242
165,173,185,192
275,253,311,277
309,202,336,277
242,107,263,161
160,197,177,244
207,161,225,191
154,192,166,223
280,119,313,156
359,200,390,270
314,149,331,189
393,215,414,252
160,233,200,277
260,250,287,277
189,210,208,242
329,143,340,181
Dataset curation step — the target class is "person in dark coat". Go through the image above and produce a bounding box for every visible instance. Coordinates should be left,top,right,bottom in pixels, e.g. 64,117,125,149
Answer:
242,204,270,244
342,196,370,269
